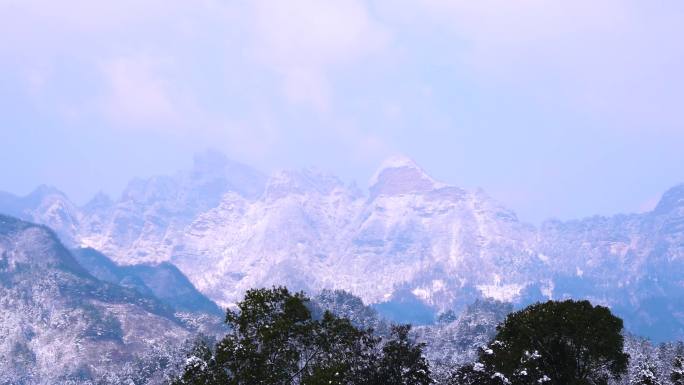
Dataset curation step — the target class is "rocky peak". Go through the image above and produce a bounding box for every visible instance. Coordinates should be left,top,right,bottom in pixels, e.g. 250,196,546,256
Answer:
264,169,346,199
369,155,442,198
191,149,230,175
652,183,684,216
0,214,86,276
190,150,267,199
120,175,178,205
82,191,113,211
24,184,68,204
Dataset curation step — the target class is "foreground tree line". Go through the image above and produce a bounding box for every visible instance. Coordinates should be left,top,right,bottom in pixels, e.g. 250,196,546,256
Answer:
172,287,684,385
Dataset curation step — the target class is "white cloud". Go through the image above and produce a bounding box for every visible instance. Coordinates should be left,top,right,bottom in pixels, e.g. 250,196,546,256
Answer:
100,56,177,127
380,0,684,134
0,0,186,31
248,0,390,111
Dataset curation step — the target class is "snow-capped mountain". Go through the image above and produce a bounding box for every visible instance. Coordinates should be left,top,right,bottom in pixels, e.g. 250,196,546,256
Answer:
2,151,684,340
533,183,684,340
157,154,539,313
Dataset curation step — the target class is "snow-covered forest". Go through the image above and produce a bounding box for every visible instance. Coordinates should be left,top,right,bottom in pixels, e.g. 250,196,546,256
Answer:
3,213,684,384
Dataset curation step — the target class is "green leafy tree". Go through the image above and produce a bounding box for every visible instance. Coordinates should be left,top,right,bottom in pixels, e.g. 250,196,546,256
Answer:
173,286,432,385
173,287,317,385
470,300,628,385
376,324,433,385
446,363,495,385
217,287,314,384
300,311,380,385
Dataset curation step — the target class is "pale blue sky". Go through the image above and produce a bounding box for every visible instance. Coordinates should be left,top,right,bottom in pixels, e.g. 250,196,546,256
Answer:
1,0,683,223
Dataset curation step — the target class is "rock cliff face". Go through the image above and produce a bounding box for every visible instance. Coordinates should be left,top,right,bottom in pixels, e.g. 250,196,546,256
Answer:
3,152,684,340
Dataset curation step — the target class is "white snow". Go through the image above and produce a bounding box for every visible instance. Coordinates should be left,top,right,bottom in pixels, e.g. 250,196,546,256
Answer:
11,154,679,319
476,282,525,302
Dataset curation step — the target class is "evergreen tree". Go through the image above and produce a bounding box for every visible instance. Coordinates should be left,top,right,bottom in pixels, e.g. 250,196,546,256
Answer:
300,311,380,385
173,336,222,385
446,363,495,385
630,360,661,385
671,355,684,385
376,325,433,385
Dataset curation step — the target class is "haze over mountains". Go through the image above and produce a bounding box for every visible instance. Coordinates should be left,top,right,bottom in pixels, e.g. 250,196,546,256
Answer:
2,151,684,341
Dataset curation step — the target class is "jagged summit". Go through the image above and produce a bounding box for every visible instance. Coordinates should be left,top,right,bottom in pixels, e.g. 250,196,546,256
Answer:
370,155,431,182
0,214,88,276
264,168,347,199
190,150,267,199
23,184,69,207
4,154,684,341
369,155,443,198
652,183,684,215
29,184,66,197
377,154,423,171
192,149,231,173
0,185,67,209
191,149,261,180
82,191,113,210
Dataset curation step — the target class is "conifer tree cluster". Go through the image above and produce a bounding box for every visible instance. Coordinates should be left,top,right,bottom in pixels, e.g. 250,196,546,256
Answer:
672,355,684,385
630,360,661,385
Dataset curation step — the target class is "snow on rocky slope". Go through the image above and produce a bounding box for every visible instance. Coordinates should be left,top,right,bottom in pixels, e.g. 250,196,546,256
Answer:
0,215,198,384
2,152,684,340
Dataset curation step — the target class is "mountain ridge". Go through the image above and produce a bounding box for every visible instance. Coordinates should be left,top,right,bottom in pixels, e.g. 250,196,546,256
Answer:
0,214,193,384
1,152,683,341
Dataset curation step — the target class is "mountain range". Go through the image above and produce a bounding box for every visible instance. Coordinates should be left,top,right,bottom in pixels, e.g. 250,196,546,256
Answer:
2,150,683,341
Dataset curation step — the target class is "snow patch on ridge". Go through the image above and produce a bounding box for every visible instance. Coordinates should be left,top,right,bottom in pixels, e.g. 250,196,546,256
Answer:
476,275,525,302
411,280,448,302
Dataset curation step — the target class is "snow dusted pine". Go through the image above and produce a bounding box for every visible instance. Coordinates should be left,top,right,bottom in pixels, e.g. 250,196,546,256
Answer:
672,355,684,385
630,361,662,385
